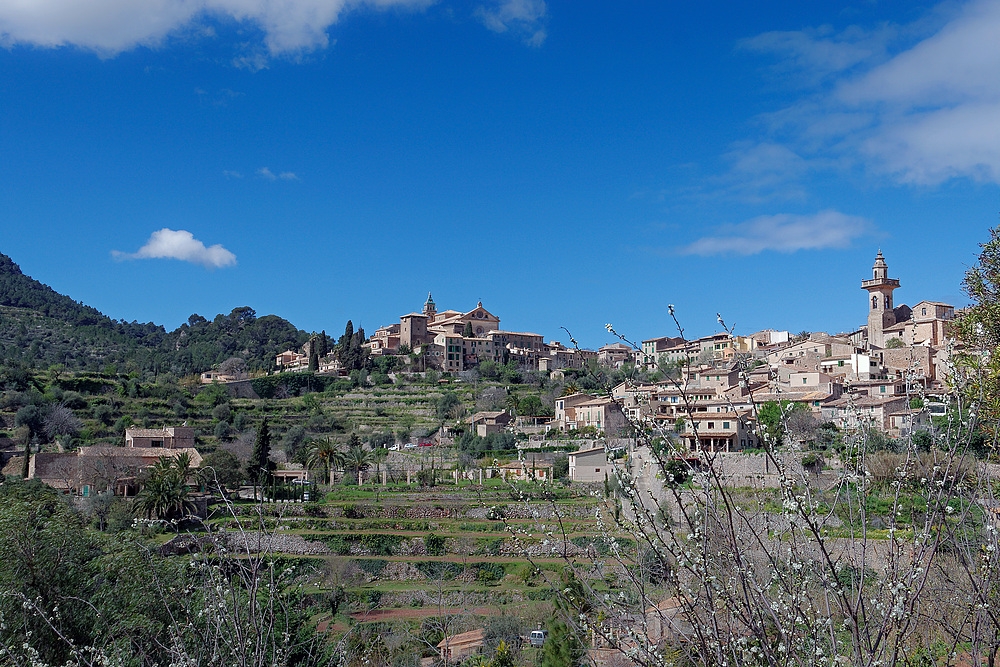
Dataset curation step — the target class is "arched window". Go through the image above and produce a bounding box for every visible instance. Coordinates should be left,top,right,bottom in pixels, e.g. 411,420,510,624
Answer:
872,296,878,310
884,295,891,309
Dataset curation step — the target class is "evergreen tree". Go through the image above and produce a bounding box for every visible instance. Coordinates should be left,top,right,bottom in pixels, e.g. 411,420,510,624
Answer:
540,618,583,667
337,320,354,360
318,330,329,357
247,417,274,499
463,321,474,338
542,569,587,667
958,225,1000,443
20,438,29,479
308,351,319,372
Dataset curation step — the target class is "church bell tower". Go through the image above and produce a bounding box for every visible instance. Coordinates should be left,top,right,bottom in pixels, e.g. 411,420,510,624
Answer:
861,250,899,349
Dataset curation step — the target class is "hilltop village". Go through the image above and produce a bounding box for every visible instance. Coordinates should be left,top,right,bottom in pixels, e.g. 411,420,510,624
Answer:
271,250,955,448
2,249,958,500
0,247,986,667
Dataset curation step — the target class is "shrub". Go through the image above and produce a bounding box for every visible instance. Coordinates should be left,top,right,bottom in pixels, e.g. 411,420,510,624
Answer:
424,533,446,556
475,562,506,585
354,559,388,577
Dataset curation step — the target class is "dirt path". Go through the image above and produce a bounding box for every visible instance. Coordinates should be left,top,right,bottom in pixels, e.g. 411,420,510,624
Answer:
349,606,499,621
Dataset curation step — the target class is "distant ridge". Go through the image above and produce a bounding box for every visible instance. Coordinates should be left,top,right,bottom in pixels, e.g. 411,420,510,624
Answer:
0,252,130,329
0,251,309,375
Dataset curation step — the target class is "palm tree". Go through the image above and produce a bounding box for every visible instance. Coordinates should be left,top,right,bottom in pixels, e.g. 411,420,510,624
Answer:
371,444,388,485
343,441,372,485
134,455,195,521
306,438,343,486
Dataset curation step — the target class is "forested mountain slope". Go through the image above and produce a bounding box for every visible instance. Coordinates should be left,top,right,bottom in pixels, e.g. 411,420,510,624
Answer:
0,252,308,375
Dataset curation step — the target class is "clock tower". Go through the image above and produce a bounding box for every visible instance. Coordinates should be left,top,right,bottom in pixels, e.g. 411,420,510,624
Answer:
861,250,899,349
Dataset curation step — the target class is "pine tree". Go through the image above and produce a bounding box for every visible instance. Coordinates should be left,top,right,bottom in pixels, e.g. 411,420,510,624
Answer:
540,618,582,667
247,417,273,500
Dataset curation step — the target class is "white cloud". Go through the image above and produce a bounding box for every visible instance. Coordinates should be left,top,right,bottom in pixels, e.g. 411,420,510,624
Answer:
745,0,1000,186
113,228,237,268
0,0,434,56
714,142,812,202
255,166,298,180
222,169,243,178
475,0,547,46
739,24,895,85
679,210,870,256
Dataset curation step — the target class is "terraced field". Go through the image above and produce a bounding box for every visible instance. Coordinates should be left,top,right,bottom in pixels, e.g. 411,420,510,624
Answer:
210,478,626,648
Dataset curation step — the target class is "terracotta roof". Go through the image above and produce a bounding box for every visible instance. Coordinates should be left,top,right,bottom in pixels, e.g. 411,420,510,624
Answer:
126,428,173,438
438,629,485,649
490,330,543,338
78,446,203,467
576,397,617,407
750,391,832,402
825,396,906,408
644,596,688,614
687,411,748,420
1,456,22,476
571,446,608,456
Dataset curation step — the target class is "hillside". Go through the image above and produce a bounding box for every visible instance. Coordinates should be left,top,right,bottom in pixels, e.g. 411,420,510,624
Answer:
0,252,309,374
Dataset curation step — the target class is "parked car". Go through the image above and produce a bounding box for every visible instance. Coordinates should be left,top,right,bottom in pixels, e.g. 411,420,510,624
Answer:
404,443,417,450
528,630,547,647
418,441,434,447
388,444,400,451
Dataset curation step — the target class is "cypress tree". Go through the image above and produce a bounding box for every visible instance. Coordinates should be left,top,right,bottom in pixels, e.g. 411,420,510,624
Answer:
319,330,329,357
247,417,273,500
21,437,30,479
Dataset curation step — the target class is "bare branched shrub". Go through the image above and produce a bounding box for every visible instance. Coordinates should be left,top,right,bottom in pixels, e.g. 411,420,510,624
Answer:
490,310,996,667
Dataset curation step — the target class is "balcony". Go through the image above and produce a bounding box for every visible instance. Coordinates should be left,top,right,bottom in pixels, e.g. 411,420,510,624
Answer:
862,278,900,289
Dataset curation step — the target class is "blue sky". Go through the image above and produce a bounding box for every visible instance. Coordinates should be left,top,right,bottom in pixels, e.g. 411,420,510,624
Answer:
1,0,997,349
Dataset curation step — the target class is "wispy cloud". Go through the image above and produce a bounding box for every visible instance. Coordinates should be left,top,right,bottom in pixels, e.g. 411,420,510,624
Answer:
679,210,870,256
475,0,547,47
742,0,1000,186
222,170,243,179
0,0,434,57
713,142,813,202
112,228,237,268
256,167,298,181
196,87,244,106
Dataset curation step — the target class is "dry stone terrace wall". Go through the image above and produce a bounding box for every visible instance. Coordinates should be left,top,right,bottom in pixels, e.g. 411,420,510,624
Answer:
221,531,332,555
222,500,599,520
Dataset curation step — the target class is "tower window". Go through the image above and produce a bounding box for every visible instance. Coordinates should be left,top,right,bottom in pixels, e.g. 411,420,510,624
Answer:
872,296,878,310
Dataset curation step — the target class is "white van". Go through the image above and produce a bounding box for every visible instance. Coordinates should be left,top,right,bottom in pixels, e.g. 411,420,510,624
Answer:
528,630,547,647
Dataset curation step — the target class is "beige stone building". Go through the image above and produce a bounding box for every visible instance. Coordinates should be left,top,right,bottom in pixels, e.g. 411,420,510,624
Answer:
553,392,597,430
822,395,910,432
640,335,685,368
125,426,195,449
568,446,612,483
437,629,485,662
862,250,901,349
469,410,513,436
679,411,756,452
598,343,634,368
